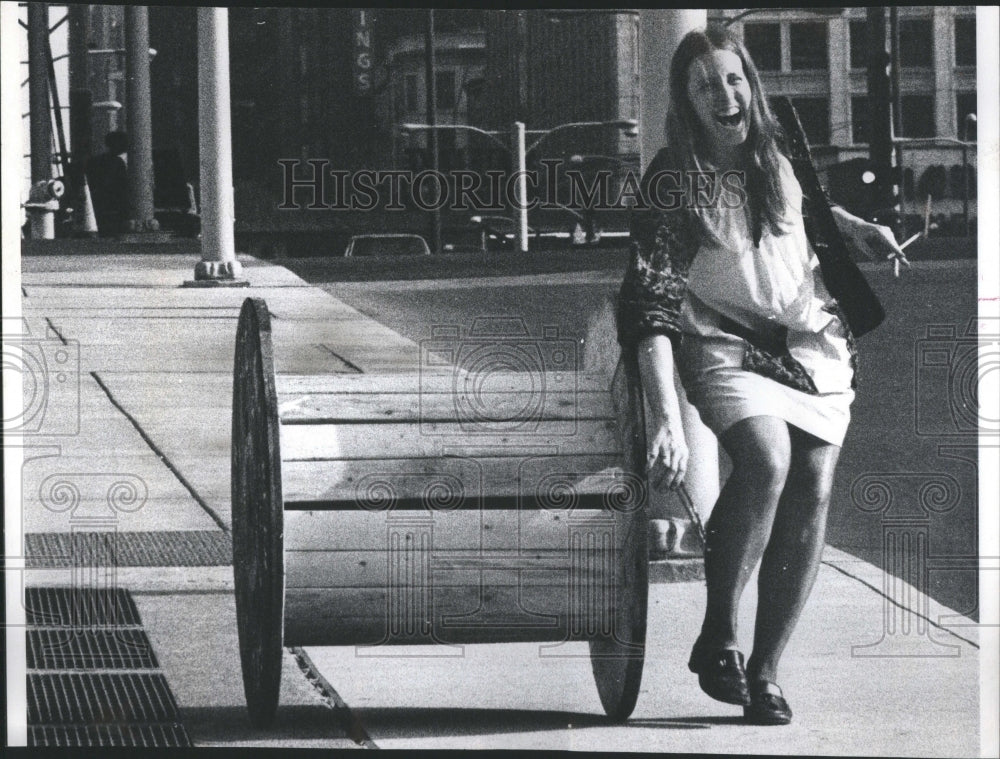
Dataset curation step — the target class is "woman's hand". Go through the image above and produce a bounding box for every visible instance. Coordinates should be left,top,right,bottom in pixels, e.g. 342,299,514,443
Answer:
831,205,911,276
647,415,689,492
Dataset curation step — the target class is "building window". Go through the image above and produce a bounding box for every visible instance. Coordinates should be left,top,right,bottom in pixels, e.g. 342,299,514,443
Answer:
957,92,977,140
955,17,976,66
435,70,456,110
744,23,781,71
404,74,419,111
899,19,932,68
790,23,828,70
791,97,830,145
900,95,935,138
849,20,867,70
851,96,870,144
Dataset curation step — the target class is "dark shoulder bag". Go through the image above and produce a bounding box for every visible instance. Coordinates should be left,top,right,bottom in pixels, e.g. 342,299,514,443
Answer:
771,96,886,338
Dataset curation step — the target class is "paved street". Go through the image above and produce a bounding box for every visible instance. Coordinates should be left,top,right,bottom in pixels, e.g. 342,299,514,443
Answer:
8,242,990,753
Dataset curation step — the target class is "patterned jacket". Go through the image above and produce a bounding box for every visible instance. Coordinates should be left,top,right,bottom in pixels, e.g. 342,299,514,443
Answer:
616,147,858,394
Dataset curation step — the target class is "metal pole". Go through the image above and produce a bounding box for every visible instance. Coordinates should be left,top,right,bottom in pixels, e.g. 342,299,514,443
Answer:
189,6,245,284
44,34,69,177
638,10,705,170
424,10,442,255
889,7,904,240
68,6,91,174
28,2,52,183
513,121,528,253
962,141,969,237
68,4,94,236
636,9,718,537
124,5,158,233
866,8,894,222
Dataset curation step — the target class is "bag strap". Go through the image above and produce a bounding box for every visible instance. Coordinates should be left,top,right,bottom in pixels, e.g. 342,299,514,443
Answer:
772,96,886,337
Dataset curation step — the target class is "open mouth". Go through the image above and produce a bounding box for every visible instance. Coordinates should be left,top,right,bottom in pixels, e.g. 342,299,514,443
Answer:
716,109,744,128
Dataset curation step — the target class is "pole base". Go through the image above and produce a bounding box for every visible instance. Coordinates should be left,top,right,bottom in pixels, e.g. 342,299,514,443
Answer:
182,258,249,287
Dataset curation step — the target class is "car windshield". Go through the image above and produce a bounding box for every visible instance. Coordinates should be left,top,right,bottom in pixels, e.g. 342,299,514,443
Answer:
348,236,428,256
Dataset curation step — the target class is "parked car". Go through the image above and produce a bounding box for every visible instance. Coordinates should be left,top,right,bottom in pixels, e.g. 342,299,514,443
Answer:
343,233,431,257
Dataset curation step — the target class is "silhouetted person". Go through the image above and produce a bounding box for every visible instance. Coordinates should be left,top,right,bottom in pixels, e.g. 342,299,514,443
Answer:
86,131,128,236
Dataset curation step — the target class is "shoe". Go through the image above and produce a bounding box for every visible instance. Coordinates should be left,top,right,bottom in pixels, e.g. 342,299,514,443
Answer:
744,680,793,725
687,646,751,706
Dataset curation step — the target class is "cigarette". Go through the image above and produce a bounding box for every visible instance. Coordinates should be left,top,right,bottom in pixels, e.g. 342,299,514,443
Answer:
900,232,922,250
894,258,900,278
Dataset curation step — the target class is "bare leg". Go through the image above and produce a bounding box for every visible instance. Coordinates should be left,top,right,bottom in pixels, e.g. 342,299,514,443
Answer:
696,416,791,651
745,425,841,684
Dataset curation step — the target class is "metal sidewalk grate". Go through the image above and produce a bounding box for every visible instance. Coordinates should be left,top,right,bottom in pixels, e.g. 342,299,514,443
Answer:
25,585,193,748
28,672,182,724
28,629,159,670
29,723,191,748
24,587,142,628
25,530,233,568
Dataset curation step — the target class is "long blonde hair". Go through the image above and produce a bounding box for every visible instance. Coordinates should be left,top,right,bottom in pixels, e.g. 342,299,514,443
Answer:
666,26,791,244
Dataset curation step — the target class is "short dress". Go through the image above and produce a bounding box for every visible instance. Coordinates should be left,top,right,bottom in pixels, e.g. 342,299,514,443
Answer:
675,156,855,446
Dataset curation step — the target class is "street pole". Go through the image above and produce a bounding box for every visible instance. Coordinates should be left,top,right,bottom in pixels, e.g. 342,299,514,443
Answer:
866,7,895,225
962,140,969,237
425,10,442,255
638,10,705,170
188,6,246,285
123,5,159,235
28,2,51,184
513,121,529,253
889,7,904,240
637,9,719,538
68,3,93,235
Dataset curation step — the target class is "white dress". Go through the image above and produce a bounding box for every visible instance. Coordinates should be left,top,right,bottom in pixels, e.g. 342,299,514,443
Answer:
675,155,855,446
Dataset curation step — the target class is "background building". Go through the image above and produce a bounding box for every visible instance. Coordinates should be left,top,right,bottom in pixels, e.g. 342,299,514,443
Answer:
19,5,979,242
713,7,978,229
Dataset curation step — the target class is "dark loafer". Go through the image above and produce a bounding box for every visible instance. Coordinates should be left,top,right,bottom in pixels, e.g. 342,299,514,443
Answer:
744,680,793,725
688,647,751,705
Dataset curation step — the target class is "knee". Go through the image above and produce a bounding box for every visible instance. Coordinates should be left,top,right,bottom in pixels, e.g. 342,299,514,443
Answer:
785,463,836,518
734,446,791,497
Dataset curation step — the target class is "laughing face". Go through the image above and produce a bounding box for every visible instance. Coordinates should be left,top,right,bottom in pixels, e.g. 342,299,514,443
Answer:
686,49,753,161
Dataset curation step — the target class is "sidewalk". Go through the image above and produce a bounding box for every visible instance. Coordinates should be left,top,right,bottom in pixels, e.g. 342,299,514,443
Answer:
10,241,983,754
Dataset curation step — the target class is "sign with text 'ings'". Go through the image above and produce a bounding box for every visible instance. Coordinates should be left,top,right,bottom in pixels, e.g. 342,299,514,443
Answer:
352,9,374,96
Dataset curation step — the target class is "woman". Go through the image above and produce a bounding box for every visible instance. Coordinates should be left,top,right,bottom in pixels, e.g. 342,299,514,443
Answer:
616,27,908,725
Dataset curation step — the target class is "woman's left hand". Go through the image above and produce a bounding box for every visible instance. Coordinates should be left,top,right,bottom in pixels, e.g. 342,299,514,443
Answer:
831,206,911,276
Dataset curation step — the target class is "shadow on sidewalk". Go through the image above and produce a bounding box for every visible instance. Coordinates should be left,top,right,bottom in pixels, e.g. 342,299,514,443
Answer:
627,716,743,729
181,705,356,744
353,706,610,739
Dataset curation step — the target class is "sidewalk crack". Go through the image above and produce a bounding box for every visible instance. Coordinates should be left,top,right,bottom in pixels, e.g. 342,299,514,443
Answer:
821,559,979,649
289,647,377,749
90,371,230,533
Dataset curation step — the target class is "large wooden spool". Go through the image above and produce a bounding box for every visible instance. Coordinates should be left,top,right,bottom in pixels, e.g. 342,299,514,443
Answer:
232,297,649,726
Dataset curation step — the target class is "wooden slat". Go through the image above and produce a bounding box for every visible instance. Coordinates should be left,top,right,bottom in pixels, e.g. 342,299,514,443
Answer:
278,390,614,424
284,508,633,552
276,371,612,395
281,455,627,503
284,549,614,588
283,584,619,647
279,419,620,460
